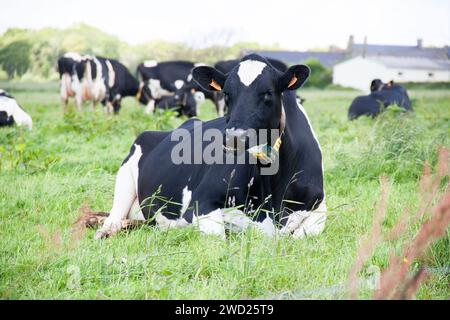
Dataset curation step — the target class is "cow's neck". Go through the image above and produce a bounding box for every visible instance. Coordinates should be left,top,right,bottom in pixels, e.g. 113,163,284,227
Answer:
271,93,312,210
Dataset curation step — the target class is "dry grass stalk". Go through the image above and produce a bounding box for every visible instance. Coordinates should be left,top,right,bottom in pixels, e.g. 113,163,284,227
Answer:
348,147,449,299
374,147,449,299
347,175,390,298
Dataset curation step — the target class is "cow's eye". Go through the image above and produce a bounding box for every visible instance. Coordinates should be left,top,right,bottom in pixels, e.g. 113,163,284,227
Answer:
263,91,273,104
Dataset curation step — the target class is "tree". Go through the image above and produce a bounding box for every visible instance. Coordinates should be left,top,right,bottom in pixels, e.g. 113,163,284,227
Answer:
303,58,332,88
0,41,31,79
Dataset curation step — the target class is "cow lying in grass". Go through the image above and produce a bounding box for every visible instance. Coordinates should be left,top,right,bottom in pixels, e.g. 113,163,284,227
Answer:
0,90,32,130
348,79,412,119
94,54,326,240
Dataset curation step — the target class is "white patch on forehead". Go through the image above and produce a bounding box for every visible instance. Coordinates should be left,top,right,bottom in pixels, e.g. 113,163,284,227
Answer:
237,60,267,86
194,62,207,67
174,80,185,90
144,60,158,67
180,186,192,215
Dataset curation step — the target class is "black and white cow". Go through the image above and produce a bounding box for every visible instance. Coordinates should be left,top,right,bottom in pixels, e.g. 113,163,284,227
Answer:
155,93,198,118
71,56,140,113
0,90,33,130
57,52,84,108
136,60,205,116
94,54,326,240
348,79,412,119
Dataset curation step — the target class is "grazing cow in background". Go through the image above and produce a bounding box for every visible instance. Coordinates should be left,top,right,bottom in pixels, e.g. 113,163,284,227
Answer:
155,93,198,118
0,90,33,130
57,52,84,108
348,79,412,119
136,60,204,115
95,54,326,241
72,56,140,113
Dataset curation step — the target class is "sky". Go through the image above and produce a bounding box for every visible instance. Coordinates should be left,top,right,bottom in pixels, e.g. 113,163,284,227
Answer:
0,0,449,50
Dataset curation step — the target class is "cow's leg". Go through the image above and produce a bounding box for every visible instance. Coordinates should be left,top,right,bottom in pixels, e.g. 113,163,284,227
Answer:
105,102,114,114
75,93,83,112
191,208,226,239
216,97,225,117
145,99,155,114
222,208,276,236
280,199,327,239
112,96,122,114
94,144,142,239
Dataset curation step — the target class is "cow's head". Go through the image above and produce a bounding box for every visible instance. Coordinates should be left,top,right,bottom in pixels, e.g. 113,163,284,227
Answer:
193,54,309,153
370,79,384,92
136,81,152,105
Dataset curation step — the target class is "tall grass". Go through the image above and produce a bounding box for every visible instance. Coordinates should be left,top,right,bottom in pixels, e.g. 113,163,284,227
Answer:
0,87,448,299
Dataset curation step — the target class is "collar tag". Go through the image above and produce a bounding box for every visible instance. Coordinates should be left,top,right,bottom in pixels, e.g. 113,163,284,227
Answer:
247,140,281,164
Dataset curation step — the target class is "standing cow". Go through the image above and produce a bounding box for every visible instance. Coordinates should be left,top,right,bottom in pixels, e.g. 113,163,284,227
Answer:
57,52,85,109
67,55,140,114
136,60,205,116
0,90,32,130
94,54,326,240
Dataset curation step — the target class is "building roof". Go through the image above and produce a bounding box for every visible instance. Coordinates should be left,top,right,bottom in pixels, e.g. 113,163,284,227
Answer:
351,44,449,60
366,56,450,71
241,49,346,68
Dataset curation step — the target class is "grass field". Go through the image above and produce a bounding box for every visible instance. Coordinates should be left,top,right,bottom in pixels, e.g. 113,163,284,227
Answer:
0,84,449,299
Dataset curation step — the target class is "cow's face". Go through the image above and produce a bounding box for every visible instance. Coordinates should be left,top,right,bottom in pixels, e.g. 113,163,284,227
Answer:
193,55,310,153
172,85,199,118
137,81,153,105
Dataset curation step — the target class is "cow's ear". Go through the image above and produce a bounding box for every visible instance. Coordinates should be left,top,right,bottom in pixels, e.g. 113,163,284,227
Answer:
192,66,226,92
278,64,310,91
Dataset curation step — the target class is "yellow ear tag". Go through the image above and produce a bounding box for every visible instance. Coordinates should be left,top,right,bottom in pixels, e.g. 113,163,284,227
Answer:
209,79,222,91
288,75,298,88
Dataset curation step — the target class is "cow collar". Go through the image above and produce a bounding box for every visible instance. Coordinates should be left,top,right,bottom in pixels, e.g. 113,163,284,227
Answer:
247,105,286,164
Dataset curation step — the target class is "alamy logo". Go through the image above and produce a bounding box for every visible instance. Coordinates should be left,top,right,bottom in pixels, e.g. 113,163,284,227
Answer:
170,122,281,175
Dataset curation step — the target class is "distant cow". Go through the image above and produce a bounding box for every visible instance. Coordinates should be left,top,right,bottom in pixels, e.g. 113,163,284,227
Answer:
94,54,326,240
348,80,412,119
136,60,205,116
155,93,198,118
69,55,140,113
0,90,32,130
57,52,84,108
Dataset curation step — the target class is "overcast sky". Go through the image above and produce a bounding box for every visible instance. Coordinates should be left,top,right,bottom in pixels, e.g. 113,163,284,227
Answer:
1,0,449,50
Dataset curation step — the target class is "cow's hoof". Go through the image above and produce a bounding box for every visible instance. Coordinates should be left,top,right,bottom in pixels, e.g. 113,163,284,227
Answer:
93,218,122,240
94,230,109,240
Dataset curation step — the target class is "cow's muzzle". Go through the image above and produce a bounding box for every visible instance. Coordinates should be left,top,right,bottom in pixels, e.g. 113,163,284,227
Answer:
224,128,248,154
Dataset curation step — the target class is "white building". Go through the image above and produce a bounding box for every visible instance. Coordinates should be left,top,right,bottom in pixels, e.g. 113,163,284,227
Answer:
333,56,450,91
332,37,450,91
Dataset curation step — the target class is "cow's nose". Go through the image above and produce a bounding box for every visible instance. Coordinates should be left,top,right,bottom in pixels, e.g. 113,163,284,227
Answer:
225,128,248,151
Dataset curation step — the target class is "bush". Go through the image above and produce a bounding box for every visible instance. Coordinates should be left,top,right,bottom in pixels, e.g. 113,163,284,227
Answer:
303,58,333,88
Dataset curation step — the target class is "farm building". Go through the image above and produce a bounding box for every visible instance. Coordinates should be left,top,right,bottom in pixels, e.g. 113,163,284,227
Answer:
244,37,450,92
240,48,346,68
333,37,450,91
